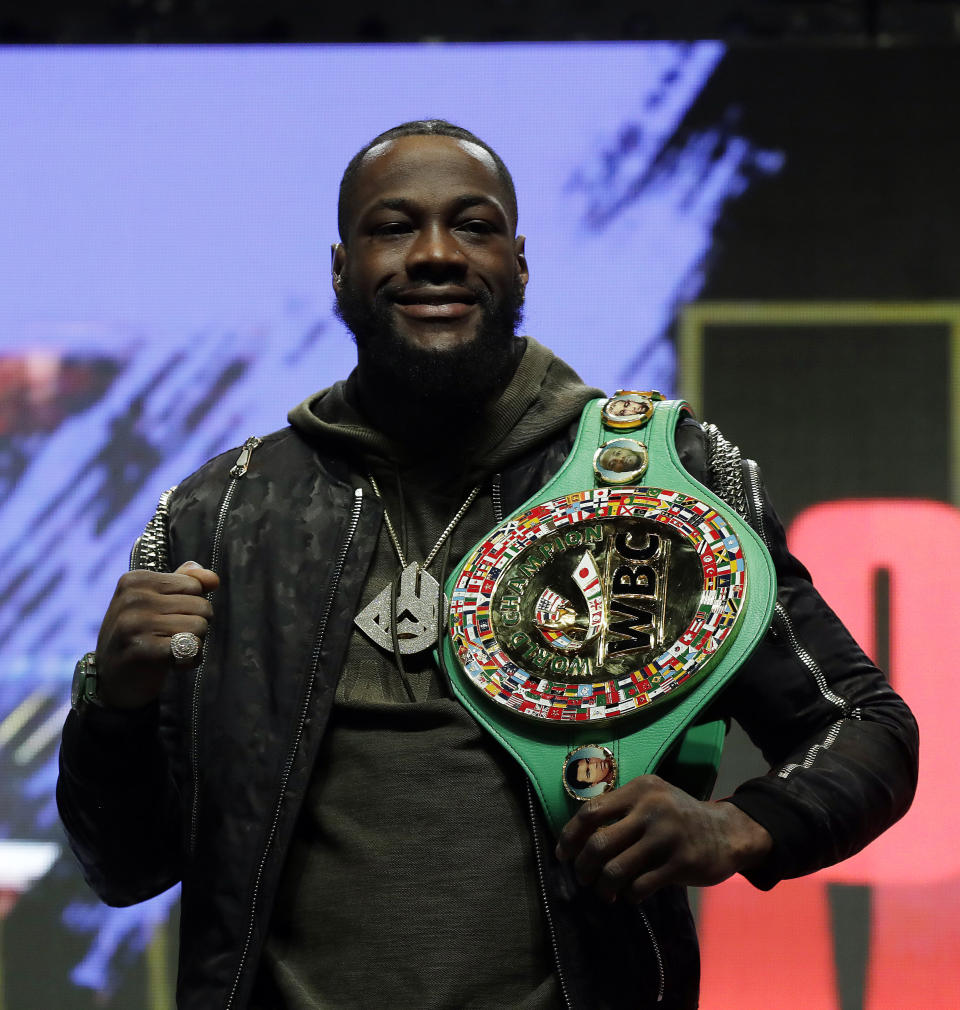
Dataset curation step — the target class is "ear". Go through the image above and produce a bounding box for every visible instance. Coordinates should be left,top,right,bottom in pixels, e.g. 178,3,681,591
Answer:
515,235,529,289
331,242,346,293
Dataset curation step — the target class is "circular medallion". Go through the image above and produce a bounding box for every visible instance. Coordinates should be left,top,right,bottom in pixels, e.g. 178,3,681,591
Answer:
602,392,657,430
563,745,618,800
593,439,648,485
448,487,747,723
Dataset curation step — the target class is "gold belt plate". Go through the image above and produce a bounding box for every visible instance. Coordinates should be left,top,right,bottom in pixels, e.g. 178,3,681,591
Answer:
448,487,747,723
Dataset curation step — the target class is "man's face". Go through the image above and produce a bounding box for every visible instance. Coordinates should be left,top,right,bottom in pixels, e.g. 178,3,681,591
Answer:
333,135,528,395
575,757,611,786
602,447,640,473
610,399,642,417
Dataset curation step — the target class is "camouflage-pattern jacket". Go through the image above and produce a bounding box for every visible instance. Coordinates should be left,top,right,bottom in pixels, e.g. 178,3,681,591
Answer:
57,419,919,1010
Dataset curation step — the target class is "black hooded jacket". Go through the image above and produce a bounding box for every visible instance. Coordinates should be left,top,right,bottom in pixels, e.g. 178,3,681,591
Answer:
57,340,918,1009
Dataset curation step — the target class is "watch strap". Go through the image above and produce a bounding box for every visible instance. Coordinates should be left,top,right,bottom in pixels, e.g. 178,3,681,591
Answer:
71,651,104,712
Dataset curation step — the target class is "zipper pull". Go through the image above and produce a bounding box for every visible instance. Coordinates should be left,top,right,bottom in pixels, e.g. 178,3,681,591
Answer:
229,436,263,478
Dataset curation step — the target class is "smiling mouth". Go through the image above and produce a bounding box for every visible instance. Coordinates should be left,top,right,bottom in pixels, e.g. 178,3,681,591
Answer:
395,302,476,319
392,288,479,320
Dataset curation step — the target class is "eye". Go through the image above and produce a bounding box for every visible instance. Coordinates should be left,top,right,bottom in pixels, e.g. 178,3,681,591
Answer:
458,219,496,235
372,221,412,237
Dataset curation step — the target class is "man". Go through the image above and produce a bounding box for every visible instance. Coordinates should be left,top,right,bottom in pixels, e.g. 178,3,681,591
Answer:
567,752,617,791
58,120,918,1010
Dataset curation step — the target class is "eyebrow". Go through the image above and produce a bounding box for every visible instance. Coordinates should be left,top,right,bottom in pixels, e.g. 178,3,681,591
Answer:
369,194,503,216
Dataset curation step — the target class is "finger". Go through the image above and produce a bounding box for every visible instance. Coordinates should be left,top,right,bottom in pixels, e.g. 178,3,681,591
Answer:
111,613,209,663
593,834,675,902
132,626,207,669
146,593,214,621
626,862,678,904
122,570,215,597
556,788,638,861
111,581,214,622
173,561,219,592
150,615,210,641
572,808,648,887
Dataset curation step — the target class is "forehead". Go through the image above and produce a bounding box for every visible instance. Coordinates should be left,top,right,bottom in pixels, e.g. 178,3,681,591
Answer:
351,135,509,216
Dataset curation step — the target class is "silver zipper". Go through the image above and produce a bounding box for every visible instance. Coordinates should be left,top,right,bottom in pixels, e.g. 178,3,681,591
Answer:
773,603,856,718
743,456,856,716
639,906,666,1003
745,457,860,779
524,782,665,1007
189,436,262,852
225,487,364,1009
703,422,748,519
778,718,844,778
525,780,572,1010
229,435,263,478
743,458,768,547
129,486,176,572
492,472,504,524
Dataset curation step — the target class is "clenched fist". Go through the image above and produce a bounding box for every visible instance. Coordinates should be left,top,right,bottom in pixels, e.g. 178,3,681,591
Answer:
95,561,219,709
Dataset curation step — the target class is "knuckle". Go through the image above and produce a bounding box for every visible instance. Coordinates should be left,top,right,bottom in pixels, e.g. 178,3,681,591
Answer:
674,845,698,873
172,572,203,594
558,826,578,850
126,636,146,657
583,829,611,860
119,570,158,591
579,798,605,821
123,588,147,609
599,860,626,889
114,610,141,637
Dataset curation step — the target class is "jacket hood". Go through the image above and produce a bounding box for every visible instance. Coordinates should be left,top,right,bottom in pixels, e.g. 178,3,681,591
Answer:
287,337,605,485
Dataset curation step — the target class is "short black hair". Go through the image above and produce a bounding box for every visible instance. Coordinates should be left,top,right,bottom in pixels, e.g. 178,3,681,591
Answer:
337,119,518,242
564,758,585,789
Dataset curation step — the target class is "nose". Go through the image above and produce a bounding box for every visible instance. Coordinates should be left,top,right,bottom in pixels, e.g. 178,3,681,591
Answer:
406,221,465,278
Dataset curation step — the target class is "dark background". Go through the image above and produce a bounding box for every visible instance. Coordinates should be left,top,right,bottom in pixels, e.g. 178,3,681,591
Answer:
2,0,960,43
672,43,958,1010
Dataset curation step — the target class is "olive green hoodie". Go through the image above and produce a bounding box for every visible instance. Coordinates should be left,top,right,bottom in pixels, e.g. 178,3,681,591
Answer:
254,338,602,1009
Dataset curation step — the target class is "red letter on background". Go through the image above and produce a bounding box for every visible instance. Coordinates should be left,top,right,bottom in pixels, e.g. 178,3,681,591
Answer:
789,499,957,884
700,499,958,1009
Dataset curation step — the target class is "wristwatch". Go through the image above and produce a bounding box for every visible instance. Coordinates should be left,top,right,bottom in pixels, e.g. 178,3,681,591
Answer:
71,652,104,713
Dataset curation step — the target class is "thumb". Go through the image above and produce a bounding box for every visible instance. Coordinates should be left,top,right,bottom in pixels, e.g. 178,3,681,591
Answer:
175,560,220,591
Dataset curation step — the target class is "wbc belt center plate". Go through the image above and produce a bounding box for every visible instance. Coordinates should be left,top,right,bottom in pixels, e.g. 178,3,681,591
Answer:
448,487,748,723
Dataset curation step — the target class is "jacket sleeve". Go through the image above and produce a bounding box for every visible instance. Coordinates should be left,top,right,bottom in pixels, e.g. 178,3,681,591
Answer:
56,489,187,906
57,701,183,905
683,420,919,889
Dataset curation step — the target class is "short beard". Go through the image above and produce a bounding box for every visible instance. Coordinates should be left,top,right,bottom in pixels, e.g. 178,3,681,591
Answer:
335,275,525,433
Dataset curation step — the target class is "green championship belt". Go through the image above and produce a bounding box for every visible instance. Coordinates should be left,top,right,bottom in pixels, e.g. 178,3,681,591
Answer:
439,393,777,837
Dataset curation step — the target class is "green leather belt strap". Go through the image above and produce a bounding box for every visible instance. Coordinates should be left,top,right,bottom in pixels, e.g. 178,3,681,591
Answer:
439,397,776,837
